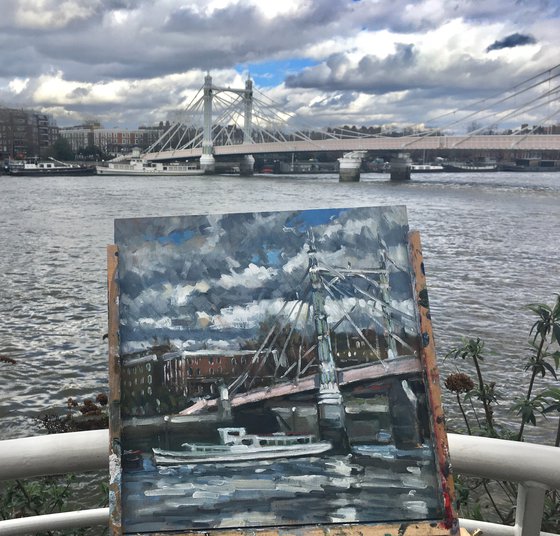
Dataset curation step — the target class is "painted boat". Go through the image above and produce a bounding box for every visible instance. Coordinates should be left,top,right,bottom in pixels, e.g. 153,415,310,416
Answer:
96,157,202,176
6,158,96,176
152,427,332,465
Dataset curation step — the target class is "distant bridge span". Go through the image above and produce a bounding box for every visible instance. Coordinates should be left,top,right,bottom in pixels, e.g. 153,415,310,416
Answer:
144,134,560,161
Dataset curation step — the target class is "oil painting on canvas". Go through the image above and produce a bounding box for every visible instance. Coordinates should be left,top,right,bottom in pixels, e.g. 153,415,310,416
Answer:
110,206,452,534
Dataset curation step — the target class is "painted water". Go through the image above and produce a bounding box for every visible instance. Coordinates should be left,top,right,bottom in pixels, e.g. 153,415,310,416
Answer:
122,448,440,532
1,171,559,443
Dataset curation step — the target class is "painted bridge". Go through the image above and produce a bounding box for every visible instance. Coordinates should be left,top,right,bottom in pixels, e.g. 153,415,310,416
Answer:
178,355,421,416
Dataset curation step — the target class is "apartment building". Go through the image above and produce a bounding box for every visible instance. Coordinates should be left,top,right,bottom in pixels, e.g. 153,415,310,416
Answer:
0,107,58,159
60,124,166,155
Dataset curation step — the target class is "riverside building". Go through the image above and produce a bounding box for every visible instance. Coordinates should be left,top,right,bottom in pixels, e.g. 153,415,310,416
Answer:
59,123,167,157
0,107,58,159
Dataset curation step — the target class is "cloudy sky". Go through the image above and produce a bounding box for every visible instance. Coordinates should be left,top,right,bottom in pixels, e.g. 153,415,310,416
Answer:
114,206,417,354
1,0,558,131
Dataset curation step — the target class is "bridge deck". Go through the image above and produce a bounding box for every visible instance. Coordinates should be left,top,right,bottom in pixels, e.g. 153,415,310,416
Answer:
145,134,560,161
179,355,421,415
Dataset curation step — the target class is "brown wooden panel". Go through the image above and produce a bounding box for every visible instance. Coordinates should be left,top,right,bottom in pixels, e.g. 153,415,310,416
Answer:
147,520,455,536
408,230,456,528
107,244,123,535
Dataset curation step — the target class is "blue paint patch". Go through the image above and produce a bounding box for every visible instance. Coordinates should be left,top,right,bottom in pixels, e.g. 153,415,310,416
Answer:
236,58,319,86
157,229,196,245
266,249,281,265
284,208,346,233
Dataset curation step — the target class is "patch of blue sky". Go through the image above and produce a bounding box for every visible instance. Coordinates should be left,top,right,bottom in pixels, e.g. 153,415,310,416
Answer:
237,58,319,87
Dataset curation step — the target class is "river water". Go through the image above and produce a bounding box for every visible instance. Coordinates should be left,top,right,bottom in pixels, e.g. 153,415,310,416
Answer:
1,171,559,443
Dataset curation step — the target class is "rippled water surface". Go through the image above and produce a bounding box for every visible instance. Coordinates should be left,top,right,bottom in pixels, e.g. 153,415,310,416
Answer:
1,171,559,441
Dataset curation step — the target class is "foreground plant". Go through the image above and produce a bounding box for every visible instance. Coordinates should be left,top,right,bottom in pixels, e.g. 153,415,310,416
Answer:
444,294,560,532
538,387,560,447
445,337,497,435
444,372,475,434
515,295,560,441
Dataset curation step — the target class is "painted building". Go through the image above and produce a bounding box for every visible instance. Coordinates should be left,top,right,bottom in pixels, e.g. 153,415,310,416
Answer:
121,348,284,417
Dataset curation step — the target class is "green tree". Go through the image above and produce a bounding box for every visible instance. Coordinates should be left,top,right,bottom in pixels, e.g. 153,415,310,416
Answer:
48,137,75,161
77,145,108,161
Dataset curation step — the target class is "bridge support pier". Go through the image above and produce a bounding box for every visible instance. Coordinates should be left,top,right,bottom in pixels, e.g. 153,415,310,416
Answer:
338,151,366,182
390,153,411,181
200,154,215,174
388,378,422,449
239,154,255,176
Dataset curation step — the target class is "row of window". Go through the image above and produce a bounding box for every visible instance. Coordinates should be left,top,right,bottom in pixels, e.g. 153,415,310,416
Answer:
123,374,153,387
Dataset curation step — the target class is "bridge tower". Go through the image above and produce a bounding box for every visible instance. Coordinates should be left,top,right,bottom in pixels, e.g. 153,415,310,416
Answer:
307,238,349,451
240,78,255,176
200,74,216,174
199,74,255,175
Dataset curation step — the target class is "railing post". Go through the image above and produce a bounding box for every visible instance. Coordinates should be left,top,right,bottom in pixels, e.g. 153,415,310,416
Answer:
514,481,547,536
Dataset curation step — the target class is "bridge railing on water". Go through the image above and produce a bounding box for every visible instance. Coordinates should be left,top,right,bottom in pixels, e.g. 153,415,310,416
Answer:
0,431,558,536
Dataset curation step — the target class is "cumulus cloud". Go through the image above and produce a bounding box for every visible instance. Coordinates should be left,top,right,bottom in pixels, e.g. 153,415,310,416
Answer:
217,264,279,290
12,0,103,30
0,0,557,129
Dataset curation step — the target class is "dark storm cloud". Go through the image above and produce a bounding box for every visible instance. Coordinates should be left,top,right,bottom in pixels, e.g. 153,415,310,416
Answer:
286,46,514,97
0,0,352,82
310,92,359,109
486,33,537,52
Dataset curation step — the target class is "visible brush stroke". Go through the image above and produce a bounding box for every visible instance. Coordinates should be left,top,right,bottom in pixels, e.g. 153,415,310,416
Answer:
113,206,447,533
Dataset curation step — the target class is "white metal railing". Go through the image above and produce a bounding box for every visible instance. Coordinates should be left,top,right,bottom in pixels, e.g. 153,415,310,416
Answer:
0,431,558,536
447,434,560,536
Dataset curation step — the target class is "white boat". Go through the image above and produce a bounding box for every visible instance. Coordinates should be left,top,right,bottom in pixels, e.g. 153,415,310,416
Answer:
152,427,332,465
96,156,202,176
6,157,96,176
409,163,444,173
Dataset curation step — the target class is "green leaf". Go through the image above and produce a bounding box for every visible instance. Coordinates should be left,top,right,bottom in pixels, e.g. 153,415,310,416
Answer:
542,361,558,379
552,324,560,345
552,294,560,317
